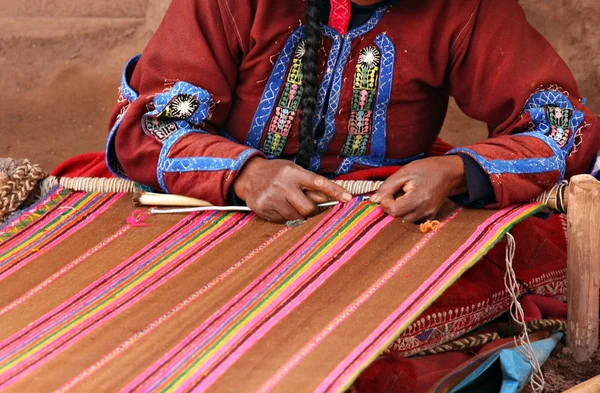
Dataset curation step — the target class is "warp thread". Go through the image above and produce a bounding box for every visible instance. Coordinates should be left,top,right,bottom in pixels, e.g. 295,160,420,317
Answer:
505,233,545,393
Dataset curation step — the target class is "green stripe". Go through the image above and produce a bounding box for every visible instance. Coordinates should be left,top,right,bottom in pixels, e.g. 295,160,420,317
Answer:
0,192,98,259
0,188,70,241
0,213,233,370
160,204,373,391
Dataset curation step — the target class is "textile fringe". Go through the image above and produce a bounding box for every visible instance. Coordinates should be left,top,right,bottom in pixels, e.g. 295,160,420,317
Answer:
0,159,47,222
416,319,566,356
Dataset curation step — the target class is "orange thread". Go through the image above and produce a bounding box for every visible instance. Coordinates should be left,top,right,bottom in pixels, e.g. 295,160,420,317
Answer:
419,220,441,233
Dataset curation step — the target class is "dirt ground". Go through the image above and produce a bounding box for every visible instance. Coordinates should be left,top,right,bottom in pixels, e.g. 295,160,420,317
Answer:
1,1,599,391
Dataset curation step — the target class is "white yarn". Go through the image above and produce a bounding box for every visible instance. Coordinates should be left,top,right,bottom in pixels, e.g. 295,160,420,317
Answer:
504,233,545,393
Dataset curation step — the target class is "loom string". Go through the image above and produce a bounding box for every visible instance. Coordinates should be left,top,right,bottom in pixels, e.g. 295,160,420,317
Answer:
504,233,545,393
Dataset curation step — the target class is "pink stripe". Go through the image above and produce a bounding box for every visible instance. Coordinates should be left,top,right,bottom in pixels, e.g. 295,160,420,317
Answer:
122,204,347,393
0,194,122,283
192,210,393,392
0,213,249,388
55,226,288,393
0,211,151,318
258,209,459,392
0,192,85,253
0,211,201,354
319,204,540,392
0,189,71,240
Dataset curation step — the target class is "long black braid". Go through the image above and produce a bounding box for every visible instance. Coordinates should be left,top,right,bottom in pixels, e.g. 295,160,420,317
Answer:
296,0,323,169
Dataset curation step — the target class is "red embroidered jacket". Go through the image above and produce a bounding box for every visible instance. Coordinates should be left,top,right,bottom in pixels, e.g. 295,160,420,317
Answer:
107,0,600,207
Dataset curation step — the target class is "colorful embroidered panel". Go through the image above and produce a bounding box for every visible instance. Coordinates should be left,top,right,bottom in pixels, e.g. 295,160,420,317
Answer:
341,46,380,157
0,187,543,393
544,105,573,148
144,94,201,142
262,41,306,157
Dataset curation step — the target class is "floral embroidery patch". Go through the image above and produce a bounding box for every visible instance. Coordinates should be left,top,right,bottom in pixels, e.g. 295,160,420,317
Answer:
143,94,200,142
341,46,380,157
262,40,306,157
544,105,572,148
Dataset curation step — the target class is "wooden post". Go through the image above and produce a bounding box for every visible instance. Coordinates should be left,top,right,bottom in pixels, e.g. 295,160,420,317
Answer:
562,375,600,393
567,175,600,363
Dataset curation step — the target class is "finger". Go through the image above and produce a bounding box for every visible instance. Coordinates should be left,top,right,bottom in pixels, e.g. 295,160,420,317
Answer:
371,171,412,203
286,190,318,218
403,204,441,223
378,191,421,218
256,209,287,224
275,200,306,222
297,172,352,203
401,210,426,224
305,190,331,204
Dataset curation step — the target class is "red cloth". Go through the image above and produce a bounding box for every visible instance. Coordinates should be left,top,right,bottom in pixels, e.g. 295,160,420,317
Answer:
354,295,567,393
328,0,352,35
52,152,113,178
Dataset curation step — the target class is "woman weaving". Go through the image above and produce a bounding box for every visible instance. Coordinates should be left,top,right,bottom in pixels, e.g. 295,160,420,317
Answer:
105,0,599,387
107,0,599,223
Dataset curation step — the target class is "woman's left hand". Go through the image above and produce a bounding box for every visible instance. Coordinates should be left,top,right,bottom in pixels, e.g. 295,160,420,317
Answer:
370,156,467,222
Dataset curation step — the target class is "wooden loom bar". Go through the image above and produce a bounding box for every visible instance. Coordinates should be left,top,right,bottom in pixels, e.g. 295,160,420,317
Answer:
566,175,600,363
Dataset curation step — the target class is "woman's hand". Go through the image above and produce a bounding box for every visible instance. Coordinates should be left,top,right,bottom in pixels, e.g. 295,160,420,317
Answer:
370,156,467,222
233,157,352,223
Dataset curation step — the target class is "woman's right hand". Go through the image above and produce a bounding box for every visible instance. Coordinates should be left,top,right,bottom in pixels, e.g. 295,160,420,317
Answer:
233,157,352,223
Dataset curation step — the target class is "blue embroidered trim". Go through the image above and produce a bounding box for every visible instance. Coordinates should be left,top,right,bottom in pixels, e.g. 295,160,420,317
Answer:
157,128,259,193
335,154,424,176
105,117,128,179
448,131,568,180
106,55,142,179
314,25,343,133
121,55,140,102
312,7,387,171
370,34,395,160
524,90,573,111
245,27,305,149
333,33,399,175
144,82,211,127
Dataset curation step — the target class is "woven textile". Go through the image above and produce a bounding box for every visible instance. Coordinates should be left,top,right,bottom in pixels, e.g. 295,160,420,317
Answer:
0,188,544,393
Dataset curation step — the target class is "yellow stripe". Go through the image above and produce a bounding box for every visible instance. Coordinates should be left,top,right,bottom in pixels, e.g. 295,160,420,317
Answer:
165,206,376,390
0,214,230,373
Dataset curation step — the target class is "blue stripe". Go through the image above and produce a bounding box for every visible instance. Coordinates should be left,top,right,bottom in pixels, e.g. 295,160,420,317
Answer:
524,90,573,111
245,27,304,149
370,33,395,160
105,55,142,178
448,131,567,180
335,154,424,176
157,128,258,193
121,55,140,102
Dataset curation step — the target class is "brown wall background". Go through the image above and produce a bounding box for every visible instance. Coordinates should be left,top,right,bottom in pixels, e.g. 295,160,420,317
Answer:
1,0,598,170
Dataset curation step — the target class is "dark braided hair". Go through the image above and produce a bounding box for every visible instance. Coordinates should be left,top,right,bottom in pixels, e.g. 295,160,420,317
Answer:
296,0,323,168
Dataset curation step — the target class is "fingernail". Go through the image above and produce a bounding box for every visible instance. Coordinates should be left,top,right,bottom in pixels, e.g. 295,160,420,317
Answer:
342,192,352,202
371,194,380,203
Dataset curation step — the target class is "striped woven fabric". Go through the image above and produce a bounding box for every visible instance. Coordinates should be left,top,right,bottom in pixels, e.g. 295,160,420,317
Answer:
0,187,544,393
